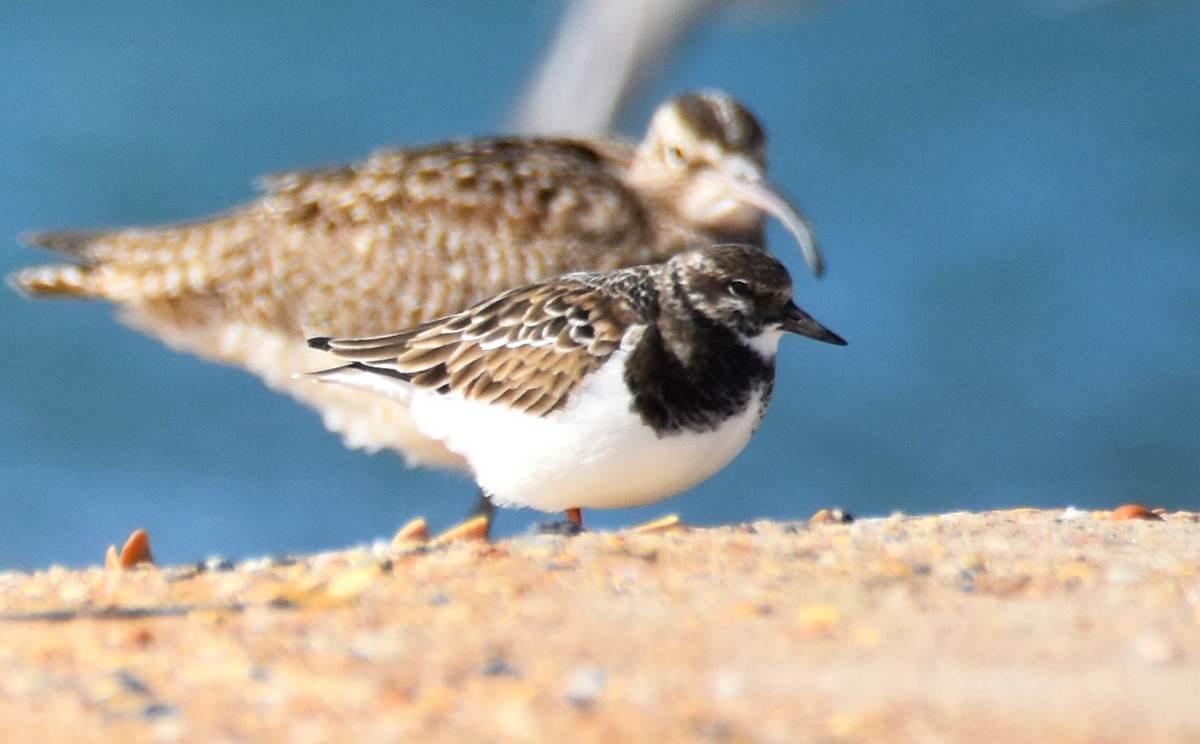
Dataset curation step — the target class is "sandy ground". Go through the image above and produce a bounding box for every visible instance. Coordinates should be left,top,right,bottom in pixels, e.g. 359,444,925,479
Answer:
0,508,1197,743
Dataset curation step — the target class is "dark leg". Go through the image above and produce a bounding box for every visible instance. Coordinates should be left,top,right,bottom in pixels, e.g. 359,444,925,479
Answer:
469,489,497,518
467,489,497,540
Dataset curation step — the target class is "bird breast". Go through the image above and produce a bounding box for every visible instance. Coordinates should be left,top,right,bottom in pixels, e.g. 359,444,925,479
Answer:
407,351,767,512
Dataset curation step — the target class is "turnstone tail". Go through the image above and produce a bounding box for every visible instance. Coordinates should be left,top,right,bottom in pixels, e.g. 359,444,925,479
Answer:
10,92,823,480
306,244,844,525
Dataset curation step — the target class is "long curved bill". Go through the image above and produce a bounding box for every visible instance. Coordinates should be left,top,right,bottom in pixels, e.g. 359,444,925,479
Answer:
702,172,825,278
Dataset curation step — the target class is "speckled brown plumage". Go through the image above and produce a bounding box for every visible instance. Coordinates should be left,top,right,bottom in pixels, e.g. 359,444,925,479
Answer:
11,91,824,469
309,275,636,419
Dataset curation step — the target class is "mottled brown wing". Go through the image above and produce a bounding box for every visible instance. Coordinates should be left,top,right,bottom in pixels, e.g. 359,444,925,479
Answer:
17,138,651,338
245,138,651,336
312,279,637,417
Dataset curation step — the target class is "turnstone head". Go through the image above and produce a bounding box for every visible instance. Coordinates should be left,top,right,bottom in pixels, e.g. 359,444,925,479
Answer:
10,91,821,479
307,244,844,518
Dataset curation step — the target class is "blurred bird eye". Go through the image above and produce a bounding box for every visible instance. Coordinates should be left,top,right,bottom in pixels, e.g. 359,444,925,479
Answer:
665,145,686,168
727,279,752,298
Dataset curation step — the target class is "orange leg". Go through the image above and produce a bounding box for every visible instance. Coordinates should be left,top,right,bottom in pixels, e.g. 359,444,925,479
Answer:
566,508,583,527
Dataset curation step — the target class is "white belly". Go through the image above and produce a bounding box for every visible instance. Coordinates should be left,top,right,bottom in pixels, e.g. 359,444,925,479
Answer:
409,353,766,512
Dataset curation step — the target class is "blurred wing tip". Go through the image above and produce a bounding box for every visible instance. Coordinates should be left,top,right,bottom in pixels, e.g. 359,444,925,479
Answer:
20,228,105,257
6,264,90,297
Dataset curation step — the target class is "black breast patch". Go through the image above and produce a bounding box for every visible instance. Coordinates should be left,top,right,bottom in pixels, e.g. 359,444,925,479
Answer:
622,320,774,436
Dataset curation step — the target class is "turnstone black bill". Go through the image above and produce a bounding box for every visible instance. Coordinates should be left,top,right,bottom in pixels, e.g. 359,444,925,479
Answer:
11,91,823,481
305,244,844,525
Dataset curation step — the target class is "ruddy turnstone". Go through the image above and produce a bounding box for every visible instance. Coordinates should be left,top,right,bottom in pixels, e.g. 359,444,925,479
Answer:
306,244,844,526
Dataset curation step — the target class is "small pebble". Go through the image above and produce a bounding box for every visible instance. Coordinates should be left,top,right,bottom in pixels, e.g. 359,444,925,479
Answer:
370,540,393,564
203,556,235,573
1133,634,1180,665
141,702,179,721
115,670,152,695
1109,504,1163,522
712,669,744,699
797,604,842,635
106,529,155,571
391,517,430,546
955,565,982,592
530,519,584,537
811,508,854,525
431,515,490,544
161,564,202,582
694,720,736,741
480,657,520,677
238,557,272,573
629,514,682,534
564,667,607,707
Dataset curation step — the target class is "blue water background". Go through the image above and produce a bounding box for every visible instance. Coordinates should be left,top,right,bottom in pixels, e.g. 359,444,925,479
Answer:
1,2,1197,568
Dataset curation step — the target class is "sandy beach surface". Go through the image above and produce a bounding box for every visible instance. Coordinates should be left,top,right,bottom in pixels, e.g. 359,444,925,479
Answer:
0,508,1197,743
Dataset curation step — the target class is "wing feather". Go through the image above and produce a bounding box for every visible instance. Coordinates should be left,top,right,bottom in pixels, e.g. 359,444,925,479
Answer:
309,277,640,416
18,138,642,334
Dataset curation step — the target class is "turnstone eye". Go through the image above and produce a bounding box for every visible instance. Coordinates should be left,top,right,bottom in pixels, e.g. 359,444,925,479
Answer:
665,145,687,169
726,279,752,299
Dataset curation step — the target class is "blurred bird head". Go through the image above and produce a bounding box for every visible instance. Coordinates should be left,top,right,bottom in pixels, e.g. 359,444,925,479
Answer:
630,91,823,277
